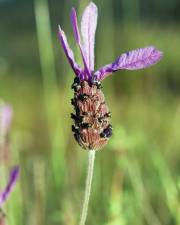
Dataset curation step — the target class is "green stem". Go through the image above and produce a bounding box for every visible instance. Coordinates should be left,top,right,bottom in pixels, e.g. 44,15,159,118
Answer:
34,0,57,128
79,151,96,225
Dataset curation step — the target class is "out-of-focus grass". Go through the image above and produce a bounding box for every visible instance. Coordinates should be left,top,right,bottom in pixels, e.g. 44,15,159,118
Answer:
0,0,180,225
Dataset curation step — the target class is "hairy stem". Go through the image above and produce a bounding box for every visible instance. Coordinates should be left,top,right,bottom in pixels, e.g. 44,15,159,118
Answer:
79,150,96,225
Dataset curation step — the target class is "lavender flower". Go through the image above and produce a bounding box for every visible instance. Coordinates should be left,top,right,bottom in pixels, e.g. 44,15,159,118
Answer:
58,2,162,150
0,166,19,225
0,104,13,162
0,104,12,139
0,166,19,207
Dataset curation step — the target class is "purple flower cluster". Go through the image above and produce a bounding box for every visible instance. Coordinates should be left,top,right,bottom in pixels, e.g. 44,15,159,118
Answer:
0,103,19,218
58,2,162,82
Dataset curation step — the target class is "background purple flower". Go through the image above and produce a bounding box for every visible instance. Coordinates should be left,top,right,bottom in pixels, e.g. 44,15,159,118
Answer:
0,104,13,139
0,103,13,162
0,166,19,207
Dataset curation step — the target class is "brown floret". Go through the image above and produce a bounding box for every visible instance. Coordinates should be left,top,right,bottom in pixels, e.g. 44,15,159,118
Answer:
71,78,112,150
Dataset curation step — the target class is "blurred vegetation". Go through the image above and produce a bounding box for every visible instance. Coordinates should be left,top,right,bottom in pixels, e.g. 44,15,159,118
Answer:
0,0,180,225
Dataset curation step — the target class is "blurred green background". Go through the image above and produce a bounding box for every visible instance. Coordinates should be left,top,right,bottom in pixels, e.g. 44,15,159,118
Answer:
0,0,180,224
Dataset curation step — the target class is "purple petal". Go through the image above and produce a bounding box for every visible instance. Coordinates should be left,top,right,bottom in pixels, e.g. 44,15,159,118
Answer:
0,104,13,137
0,166,19,206
94,64,113,80
71,8,81,45
58,26,83,77
81,2,98,71
112,46,163,70
94,46,163,80
70,8,91,80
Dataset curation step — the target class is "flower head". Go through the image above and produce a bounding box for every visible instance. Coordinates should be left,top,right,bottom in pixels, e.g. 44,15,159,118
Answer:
58,2,163,150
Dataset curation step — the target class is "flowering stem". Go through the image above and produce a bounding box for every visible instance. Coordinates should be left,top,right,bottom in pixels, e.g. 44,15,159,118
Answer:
79,150,95,225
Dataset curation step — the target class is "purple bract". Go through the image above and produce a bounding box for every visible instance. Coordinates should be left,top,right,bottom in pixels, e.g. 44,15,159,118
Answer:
58,2,163,82
0,166,19,207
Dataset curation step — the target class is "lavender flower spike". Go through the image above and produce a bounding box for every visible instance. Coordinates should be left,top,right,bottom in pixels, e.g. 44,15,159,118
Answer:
58,4,163,225
58,1,162,150
0,166,19,207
